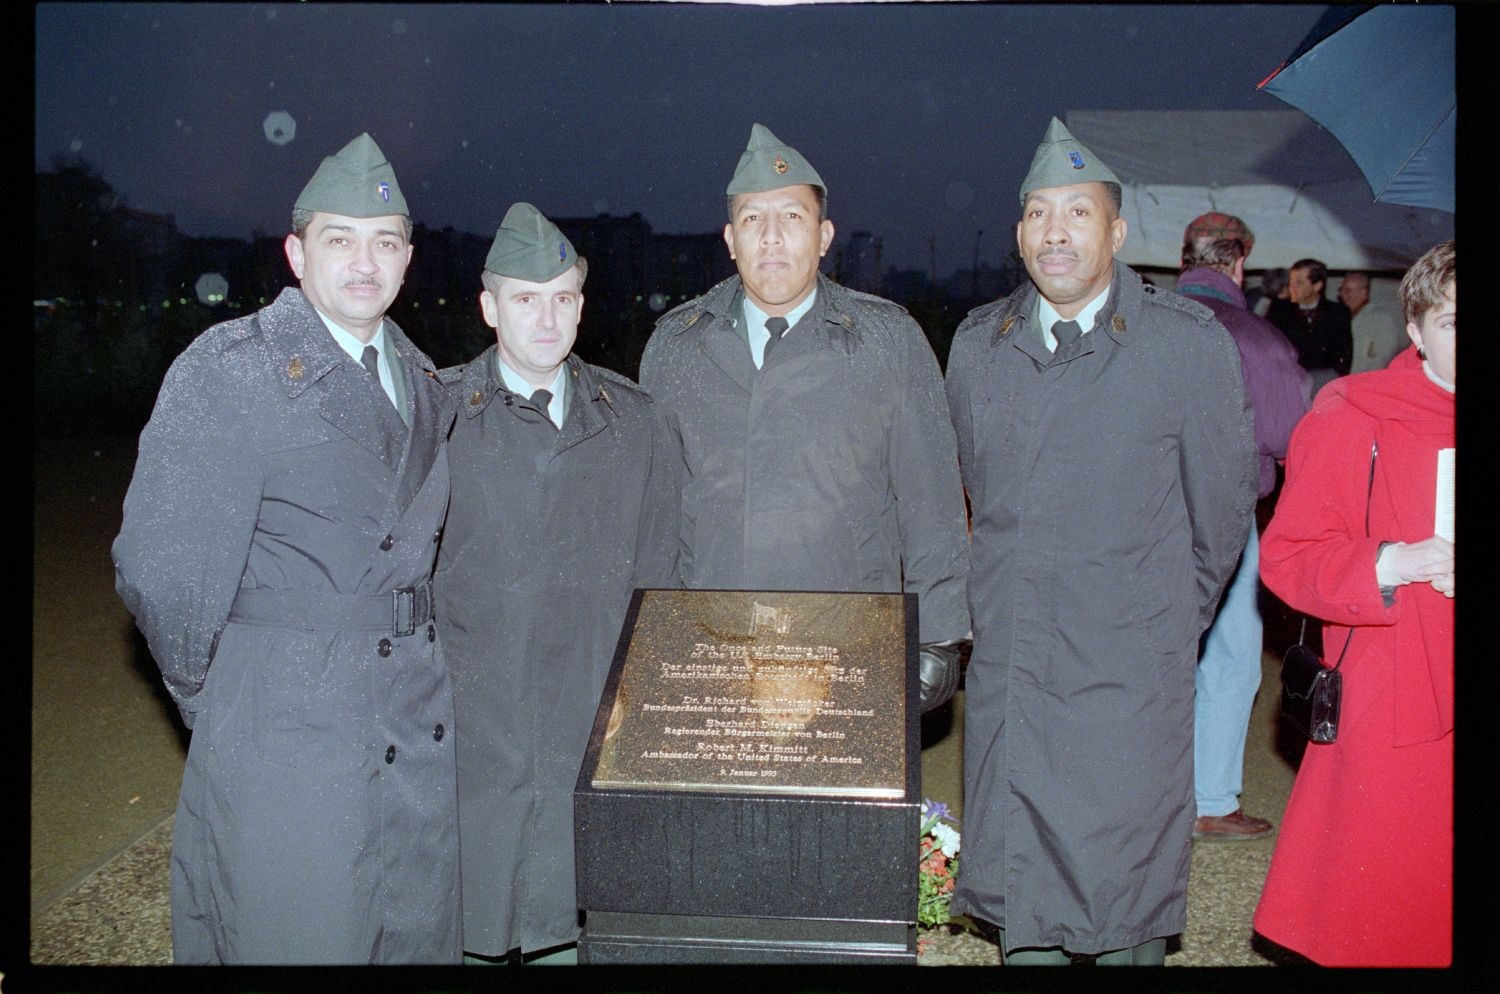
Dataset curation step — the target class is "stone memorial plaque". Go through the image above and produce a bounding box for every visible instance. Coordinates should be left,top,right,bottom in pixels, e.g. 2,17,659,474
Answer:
588,589,909,798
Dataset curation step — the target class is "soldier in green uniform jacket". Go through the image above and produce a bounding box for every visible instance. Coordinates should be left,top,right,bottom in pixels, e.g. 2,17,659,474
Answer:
944,119,1257,965
433,203,679,964
640,124,969,709
114,134,461,963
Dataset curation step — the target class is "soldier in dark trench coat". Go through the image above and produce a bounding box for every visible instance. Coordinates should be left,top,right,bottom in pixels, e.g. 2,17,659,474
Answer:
432,204,679,963
943,119,1256,964
112,134,461,963
640,124,970,706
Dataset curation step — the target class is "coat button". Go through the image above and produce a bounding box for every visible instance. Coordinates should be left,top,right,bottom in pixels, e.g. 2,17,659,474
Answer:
503,395,514,406
427,624,436,642
378,638,393,657
380,534,394,551
385,745,396,764
433,529,442,544
433,724,445,742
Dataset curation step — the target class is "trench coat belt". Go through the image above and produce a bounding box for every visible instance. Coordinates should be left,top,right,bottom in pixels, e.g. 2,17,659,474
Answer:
227,583,434,636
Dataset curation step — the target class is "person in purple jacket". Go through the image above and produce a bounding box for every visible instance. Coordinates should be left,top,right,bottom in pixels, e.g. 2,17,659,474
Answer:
1176,213,1311,841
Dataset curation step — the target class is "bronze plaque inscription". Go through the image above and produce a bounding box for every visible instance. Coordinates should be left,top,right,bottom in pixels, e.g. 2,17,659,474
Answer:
590,590,908,797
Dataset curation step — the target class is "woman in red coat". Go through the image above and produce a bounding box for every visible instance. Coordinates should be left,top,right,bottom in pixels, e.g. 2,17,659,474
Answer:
1254,241,1454,967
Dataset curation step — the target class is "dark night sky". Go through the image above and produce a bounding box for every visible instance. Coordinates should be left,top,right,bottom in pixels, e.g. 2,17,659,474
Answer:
36,2,1334,277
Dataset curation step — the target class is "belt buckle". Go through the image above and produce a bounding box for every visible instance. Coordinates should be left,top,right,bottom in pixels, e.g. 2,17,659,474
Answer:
392,587,417,637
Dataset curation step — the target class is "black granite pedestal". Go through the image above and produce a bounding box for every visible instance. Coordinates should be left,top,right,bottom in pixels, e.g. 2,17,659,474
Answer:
574,589,921,964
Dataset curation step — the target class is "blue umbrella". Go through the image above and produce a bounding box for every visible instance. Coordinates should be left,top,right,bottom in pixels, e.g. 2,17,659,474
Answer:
1258,5,1453,214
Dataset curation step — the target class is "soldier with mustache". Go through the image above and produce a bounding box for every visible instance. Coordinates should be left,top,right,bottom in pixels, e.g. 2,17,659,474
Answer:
944,119,1256,966
114,133,461,963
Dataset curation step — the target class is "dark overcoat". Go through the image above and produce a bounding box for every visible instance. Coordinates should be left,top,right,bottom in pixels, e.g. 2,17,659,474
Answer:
639,274,969,643
113,287,461,963
433,350,679,956
943,261,1257,953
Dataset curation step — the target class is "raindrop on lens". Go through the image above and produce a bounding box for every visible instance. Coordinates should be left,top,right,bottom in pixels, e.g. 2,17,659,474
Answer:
196,273,229,307
263,111,296,146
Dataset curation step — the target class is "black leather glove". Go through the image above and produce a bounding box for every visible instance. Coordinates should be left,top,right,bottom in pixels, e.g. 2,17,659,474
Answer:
918,640,965,713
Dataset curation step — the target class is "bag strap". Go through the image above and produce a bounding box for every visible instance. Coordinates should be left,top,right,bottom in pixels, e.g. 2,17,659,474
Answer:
1328,441,1379,673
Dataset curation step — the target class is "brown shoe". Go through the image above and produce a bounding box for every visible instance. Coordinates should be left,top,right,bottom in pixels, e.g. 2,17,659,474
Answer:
1193,808,1273,841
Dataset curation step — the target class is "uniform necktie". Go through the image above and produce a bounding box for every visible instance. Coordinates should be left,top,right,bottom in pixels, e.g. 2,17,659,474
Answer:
1051,319,1082,353
530,388,555,428
360,344,381,380
762,316,790,365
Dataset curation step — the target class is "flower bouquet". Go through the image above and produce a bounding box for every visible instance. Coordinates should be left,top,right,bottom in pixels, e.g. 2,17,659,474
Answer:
918,798,961,929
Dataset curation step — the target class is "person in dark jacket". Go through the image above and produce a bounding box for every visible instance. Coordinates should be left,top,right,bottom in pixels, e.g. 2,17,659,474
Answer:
113,134,461,963
944,119,1256,965
1176,213,1311,841
433,203,679,965
1266,257,1353,393
639,124,969,709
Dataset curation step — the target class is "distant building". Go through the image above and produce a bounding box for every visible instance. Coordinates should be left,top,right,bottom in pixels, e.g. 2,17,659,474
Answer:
940,262,1010,306
836,230,883,294
646,231,735,315
883,267,930,302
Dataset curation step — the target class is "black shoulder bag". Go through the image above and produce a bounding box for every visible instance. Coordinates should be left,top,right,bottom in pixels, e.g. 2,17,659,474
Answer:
1279,442,1377,745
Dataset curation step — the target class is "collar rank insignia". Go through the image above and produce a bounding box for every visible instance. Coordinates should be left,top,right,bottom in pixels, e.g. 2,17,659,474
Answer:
1112,314,1126,333
469,390,484,407
774,156,789,175
287,356,305,380
999,315,1016,337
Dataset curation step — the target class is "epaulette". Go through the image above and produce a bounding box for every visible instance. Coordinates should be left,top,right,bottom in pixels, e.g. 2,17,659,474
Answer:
842,286,911,317
659,295,700,323
209,313,262,353
588,363,653,404
964,296,1010,324
1142,285,1216,324
658,297,714,336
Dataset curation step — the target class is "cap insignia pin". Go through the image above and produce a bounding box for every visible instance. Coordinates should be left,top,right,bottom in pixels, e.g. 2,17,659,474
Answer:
773,156,788,175
559,241,567,262
1069,152,1085,169
377,181,391,202
287,356,304,380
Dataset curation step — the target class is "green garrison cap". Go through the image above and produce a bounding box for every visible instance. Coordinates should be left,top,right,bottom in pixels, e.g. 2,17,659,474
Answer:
1018,117,1121,206
726,123,826,197
484,202,578,283
294,133,409,217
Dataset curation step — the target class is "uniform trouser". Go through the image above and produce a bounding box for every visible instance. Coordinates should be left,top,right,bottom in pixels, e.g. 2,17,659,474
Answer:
464,943,576,965
1000,931,1167,966
1194,522,1263,817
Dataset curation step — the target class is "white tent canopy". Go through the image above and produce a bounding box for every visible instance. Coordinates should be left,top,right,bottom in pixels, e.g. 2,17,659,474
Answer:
1065,110,1453,272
